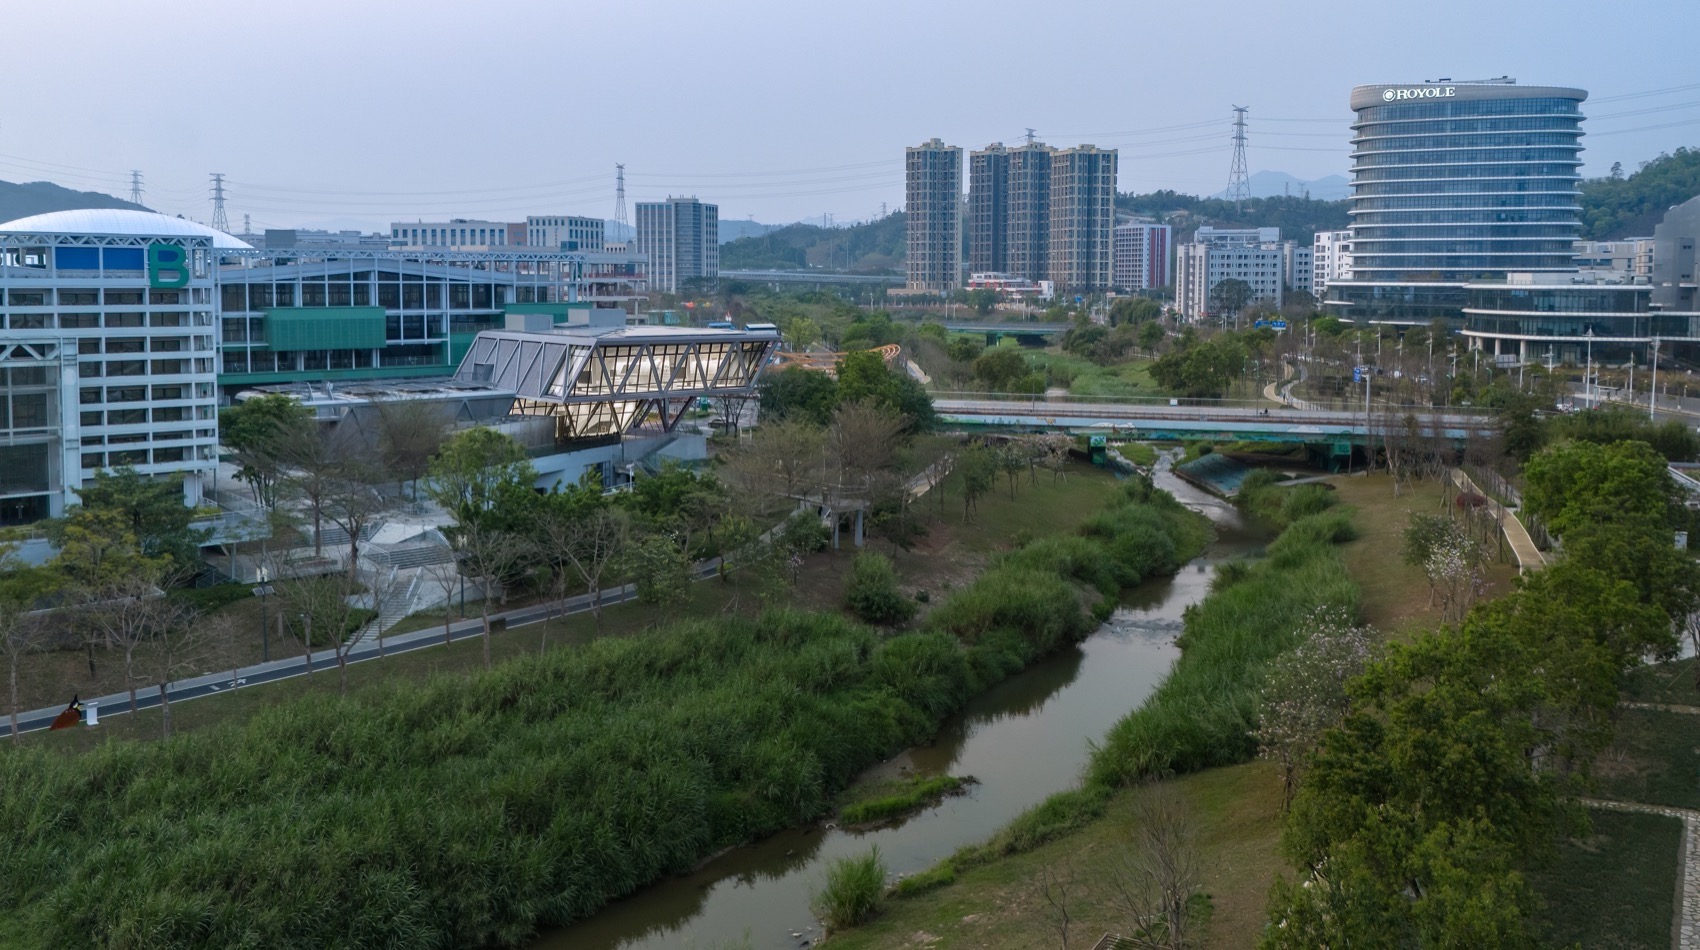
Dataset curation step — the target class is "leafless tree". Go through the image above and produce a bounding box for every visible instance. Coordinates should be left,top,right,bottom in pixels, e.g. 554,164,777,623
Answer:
371,397,452,503
270,569,366,693
0,568,49,737
1034,859,1077,950
829,400,905,498
540,505,630,634
322,461,392,581
423,543,464,647
149,608,228,739
724,417,826,508
278,422,353,558
363,564,407,660
453,520,534,669
1102,783,1202,950
80,561,186,714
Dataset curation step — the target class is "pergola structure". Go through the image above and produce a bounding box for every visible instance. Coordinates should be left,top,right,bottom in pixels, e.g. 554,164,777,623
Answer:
454,325,780,441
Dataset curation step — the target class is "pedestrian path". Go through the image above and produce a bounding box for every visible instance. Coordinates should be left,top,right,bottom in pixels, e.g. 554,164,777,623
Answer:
1582,798,1700,949
1450,468,1545,573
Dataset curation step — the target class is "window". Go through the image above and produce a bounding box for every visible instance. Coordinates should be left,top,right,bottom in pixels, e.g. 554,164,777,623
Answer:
152,406,186,423
107,386,146,403
81,453,105,469
79,339,102,355
152,385,183,400
58,289,99,305
104,290,143,305
105,313,145,328
7,314,47,330
79,389,102,406
6,291,45,306
106,338,145,354
149,312,185,327
60,313,100,328
149,291,182,305
106,360,146,377
80,411,103,427
152,447,186,463
107,408,146,425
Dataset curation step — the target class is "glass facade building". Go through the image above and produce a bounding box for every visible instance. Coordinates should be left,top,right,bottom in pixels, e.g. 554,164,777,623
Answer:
1326,80,1588,326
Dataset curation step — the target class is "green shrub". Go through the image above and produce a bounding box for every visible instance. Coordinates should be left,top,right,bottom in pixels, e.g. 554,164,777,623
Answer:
168,582,254,614
839,775,972,825
845,552,917,626
892,864,955,896
811,845,888,930
1279,484,1336,523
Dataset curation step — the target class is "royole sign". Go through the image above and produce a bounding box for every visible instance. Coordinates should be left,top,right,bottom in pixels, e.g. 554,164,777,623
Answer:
1382,86,1456,102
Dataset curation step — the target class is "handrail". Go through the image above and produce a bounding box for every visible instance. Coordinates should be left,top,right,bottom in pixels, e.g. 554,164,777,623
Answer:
928,390,1497,416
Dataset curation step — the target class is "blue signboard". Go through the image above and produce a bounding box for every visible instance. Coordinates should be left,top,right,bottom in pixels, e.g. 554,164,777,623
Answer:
1351,366,1364,383
1270,320,1288,330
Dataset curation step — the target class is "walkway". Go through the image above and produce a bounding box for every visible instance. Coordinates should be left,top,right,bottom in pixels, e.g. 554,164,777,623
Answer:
1450,468,1545,573
1582,798,1700,949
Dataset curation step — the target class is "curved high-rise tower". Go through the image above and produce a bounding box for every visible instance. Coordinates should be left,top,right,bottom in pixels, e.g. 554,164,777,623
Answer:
1326,78,1587,325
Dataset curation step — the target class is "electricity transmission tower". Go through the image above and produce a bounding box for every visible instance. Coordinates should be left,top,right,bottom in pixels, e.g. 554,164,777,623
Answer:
613,164,628,236
209,173,229,232
1226,106,1251,209
128,170,143,205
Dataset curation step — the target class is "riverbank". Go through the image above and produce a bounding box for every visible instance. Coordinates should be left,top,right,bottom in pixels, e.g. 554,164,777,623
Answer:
827,489,1363,947
0,471,1210,949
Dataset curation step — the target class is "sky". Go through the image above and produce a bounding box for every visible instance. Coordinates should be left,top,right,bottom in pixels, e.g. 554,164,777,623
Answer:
3,0,1698,232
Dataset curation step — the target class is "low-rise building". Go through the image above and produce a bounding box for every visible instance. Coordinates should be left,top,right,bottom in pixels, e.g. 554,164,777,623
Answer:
1313,230,1352,299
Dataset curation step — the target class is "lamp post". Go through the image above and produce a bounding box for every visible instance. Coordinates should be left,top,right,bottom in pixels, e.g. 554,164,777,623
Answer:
1585,328,1594,408
1651,337,1661,421
251,574,273,663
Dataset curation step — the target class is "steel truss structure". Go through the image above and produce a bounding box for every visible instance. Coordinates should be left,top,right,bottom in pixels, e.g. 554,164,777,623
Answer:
455,328,779,441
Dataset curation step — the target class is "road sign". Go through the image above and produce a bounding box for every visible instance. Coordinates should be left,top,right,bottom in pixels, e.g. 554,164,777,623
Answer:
1270,320,1288,330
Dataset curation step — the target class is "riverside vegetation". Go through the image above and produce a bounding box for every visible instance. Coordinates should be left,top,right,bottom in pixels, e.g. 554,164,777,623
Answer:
0,475,1206,948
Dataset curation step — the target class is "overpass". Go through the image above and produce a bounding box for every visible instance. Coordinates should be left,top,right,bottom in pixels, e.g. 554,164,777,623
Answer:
933,396,1497,458
719,269,903,287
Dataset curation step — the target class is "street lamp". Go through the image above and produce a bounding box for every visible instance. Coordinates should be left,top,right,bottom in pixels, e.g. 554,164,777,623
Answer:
1651,337,1661,421
1585,328,1594,408
251,573,273,663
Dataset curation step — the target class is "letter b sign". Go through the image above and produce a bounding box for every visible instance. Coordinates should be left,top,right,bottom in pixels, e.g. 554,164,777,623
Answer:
148,244,190,289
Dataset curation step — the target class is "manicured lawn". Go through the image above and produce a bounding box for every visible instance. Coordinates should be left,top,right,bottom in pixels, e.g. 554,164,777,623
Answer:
1527,808,1682,950
1594,707,1700,811
827,762,1286,950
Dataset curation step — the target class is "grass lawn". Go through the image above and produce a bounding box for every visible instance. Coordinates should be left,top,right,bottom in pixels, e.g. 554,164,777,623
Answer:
1594,707,1700,811
826,762,1286,949
1527,808,1683,950
1022,351,1169,400
1324,473,1519,635
15,462,1123,754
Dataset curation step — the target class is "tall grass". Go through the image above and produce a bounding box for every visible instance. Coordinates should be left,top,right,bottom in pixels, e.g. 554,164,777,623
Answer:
811,845,888,930
0,476,1210,949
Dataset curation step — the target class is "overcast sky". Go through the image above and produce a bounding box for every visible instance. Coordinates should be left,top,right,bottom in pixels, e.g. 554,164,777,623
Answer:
3,0,1697,232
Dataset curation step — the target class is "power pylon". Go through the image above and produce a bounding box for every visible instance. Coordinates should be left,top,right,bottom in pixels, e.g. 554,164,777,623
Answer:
613,164,628,235
128,170,143,205
1226,106,1251,209
209,173,229,232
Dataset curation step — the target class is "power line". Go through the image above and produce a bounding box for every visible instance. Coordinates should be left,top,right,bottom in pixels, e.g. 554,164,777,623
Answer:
1592,82,1700,104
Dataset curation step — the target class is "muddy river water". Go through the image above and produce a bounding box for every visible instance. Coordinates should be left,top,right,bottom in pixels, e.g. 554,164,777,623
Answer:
536,460,1263,949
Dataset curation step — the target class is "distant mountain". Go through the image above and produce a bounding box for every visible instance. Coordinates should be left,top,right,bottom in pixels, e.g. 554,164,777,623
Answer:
719,214,903,272
0,179,148,224
1212,170,1351,202
718,219,781,243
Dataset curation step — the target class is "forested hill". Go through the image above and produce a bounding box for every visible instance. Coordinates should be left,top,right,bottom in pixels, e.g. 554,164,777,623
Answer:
719,213,904,273
0,179,148,223
1116,192,1350,245
1579,147,1700,239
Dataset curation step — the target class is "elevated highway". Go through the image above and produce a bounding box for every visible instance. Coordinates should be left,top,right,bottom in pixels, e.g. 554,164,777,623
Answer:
933,395,1498,447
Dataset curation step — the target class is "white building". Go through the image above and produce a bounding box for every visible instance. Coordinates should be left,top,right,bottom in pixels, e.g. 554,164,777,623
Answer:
1174,240,1286,321
527,215,605,252
0,210,229,523
1313,230,1353,299
1573,237,1653,280
1193,226,1281,247
1282,242,1314,301
636,198,718,294
389,219,516,248
1112,221,1171,291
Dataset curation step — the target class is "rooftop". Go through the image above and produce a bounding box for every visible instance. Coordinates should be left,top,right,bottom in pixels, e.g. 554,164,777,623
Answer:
0,209,253,249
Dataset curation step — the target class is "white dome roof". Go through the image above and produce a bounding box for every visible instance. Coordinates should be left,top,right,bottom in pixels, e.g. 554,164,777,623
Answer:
0,209,252,249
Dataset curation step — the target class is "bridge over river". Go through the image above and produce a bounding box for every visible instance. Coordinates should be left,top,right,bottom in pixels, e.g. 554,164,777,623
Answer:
933,396,1498,450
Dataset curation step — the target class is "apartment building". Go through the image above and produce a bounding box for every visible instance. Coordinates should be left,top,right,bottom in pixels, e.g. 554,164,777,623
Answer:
904,138,962,292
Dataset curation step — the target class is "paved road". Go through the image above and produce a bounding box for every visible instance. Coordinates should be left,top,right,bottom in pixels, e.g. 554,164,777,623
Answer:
6,566,719,738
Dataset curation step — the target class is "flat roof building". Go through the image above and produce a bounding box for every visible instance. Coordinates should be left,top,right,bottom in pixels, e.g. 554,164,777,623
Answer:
528,215,605,252
390,218,516,249
1047,146,1118,293
1114,221,1171,292
636,198,718,294
905,139,962,293
0,210,229,523
1327,78,1589,326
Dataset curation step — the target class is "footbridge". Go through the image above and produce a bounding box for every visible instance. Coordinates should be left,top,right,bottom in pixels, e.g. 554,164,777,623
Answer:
934,395,1498,449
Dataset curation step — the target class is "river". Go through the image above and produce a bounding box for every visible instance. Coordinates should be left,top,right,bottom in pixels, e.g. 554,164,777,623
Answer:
536,459,1261,949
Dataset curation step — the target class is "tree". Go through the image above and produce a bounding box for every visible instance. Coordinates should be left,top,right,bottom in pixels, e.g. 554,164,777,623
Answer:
371,397,451,503
1103,784,1203,950
221,394,314,509
424,427,536,527
1254,607,1377,810
625,531,692,610
759,366,839,426
966,288,998,314
146,600,225,739
1209,278,1252,318
277,421,350,559
269,569,368,693
620,466,726,560
0,548,57,737
1137,320,1165,352
73,466,207,568
972,348,1028,391
724,417,827,507
957,442,997,523
1402,513,1483,621
451,519,534,669
947,336,982,364
836,349,936,432
322,461,392,581
1109,296,1162,327
829,401,906,499
80,560,182,714
538,490,629,631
